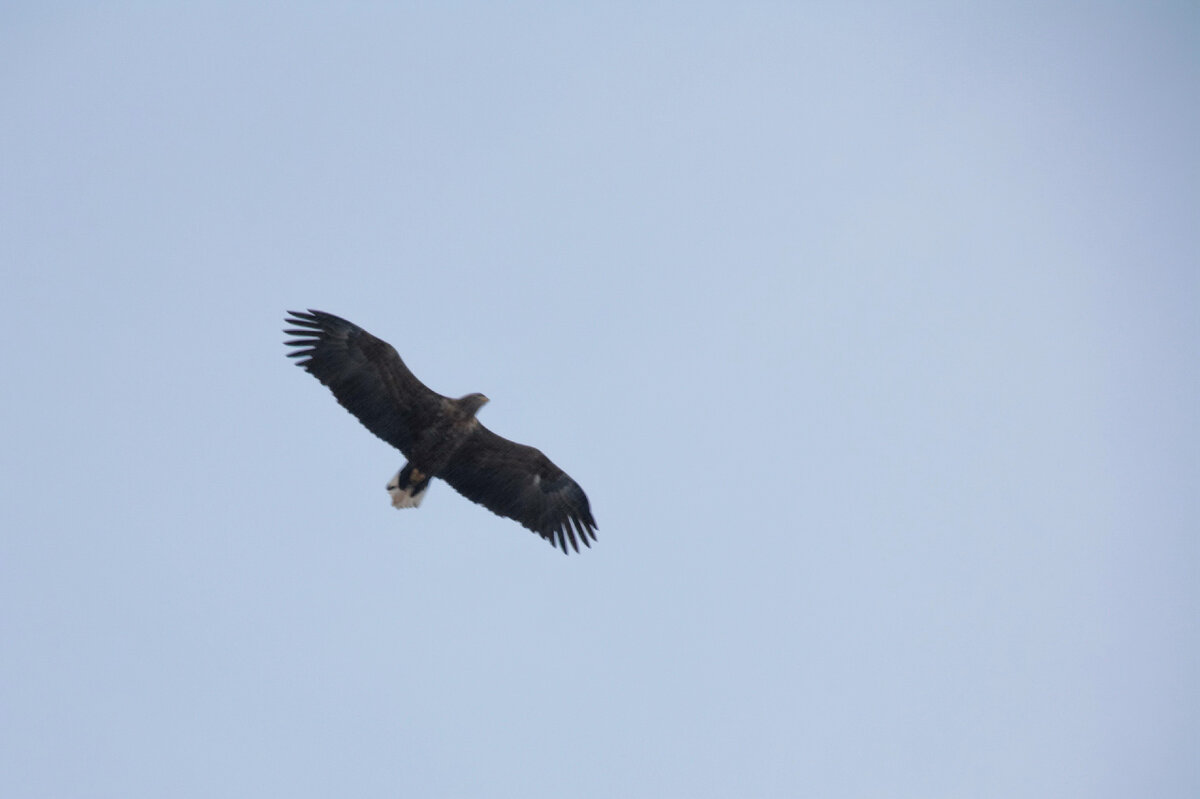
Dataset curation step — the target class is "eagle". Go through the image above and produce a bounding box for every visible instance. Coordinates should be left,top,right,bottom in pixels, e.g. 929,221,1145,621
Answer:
284,310,597,554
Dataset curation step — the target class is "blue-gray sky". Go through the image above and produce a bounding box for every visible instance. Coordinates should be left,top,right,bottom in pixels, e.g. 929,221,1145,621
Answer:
2,4,1197,797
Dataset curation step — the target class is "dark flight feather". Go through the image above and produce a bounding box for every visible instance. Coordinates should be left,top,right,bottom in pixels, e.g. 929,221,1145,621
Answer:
438,427,597,553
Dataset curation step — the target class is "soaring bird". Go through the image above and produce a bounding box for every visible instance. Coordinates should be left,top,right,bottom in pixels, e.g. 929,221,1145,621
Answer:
284,310,597,554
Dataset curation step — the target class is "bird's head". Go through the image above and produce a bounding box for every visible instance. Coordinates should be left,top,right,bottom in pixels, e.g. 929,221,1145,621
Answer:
458,392,490,417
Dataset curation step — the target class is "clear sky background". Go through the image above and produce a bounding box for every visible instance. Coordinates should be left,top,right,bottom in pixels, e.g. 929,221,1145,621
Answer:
2,4,1197,797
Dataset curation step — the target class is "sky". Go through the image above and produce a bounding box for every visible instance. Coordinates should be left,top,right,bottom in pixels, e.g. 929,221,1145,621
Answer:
2,3,1197,797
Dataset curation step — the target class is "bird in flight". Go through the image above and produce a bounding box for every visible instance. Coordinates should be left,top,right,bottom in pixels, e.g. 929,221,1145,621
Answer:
284,310,597,554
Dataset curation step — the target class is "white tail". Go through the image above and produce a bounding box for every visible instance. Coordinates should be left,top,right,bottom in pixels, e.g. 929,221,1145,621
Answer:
387,469,426,508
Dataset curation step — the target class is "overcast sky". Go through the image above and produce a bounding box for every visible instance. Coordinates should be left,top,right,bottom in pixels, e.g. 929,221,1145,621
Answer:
2,4,1197,797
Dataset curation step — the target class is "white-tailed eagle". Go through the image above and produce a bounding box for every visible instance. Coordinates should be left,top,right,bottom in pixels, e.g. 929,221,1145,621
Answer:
284,310,597,554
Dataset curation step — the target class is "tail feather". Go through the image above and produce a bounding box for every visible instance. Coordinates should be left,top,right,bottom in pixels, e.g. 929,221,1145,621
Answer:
387,462,431,509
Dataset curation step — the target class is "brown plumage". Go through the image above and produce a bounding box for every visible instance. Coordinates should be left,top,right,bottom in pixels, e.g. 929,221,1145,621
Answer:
284,310,597,554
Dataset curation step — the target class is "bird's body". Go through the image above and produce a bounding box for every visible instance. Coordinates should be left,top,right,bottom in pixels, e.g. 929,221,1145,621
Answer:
383,392,486,509
284,310,596,553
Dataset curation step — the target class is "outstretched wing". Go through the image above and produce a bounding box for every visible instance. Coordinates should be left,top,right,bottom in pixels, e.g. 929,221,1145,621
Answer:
284,310,445,456
439,426,597,554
